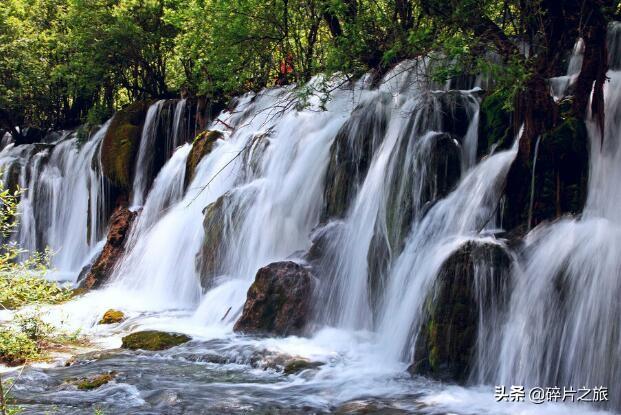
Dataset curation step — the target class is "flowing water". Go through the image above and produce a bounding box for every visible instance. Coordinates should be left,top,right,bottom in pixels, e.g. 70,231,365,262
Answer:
0,39,620,414
0,124,110,280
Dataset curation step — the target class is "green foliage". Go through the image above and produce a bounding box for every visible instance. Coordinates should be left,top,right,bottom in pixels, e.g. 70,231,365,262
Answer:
0,271,72,311
0,328,39,365
1,0,613,133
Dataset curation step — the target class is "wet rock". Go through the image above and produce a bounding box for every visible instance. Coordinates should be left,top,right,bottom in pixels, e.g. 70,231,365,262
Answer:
13,127,45,146
323,95,390,220
502,116,589,235
69,372,116,390
5,160,22,193
234,261,313,336
240,132,270,180
477,92,516,159
283,359,323,375
385,132,461,248
121,331,191,351
367,132,462,314
79,205,137,290
432,90,480,139
197,189,255,289
98,309,125,324
101,100,152,190
410,240,512,382
64,350,123,367
334,400,410,414
248,350,323,374
185,130,223,187
304,222,344,267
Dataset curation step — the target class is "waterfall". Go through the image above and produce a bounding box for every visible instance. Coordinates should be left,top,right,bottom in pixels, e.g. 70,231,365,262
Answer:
377,139,518,361
131,100,165,209
550,38,585,100
488,68,621,409
0,122,110,281
5,34,621,414
130,99,192,209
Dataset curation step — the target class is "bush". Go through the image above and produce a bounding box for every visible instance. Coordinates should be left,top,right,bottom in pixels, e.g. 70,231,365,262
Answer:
0,272,73,310
0,329,39,366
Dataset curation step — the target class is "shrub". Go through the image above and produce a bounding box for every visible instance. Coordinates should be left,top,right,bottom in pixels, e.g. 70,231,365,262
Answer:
0,329,39,366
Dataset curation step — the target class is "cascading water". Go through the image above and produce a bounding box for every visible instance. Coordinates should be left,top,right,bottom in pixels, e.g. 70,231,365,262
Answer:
0,123,110,281
130,99,193,209
488,67,621,410
4,30,621,415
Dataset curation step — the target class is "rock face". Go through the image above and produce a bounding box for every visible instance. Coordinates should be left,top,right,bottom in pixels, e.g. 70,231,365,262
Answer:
185,130,223,187
79,205,136,289
101,100,152,190
234,261,313,336
197,194,228,288
503,116,589,235
410,241,512,382
197,189,254,289
323,95,390,219
477,93,516,159
478,94,589,235
121,331,191,351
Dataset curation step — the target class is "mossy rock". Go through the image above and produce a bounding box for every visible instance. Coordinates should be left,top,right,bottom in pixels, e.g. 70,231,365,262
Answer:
283,359,324,375
410,241,512,382
121,330,191,351
101,100,153,189
185,130,223,187
99,309,125,324
501,116,589,234
71,372,116,390
477,92,515,159
197,188,255,289
323,94,390,220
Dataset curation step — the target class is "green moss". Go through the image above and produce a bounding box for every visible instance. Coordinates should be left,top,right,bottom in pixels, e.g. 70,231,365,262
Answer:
98,309,125,325
121,330,190,351
185,130,223,186
411,242,512,382
101,100,153,189
74,372,116,390
477,93,514,158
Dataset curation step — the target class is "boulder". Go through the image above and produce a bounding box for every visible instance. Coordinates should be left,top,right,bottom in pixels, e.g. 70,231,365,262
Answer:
71,372,116,390
100,100,152,190
185,130,223,187
121,331,191,351
234,261,313,336
410,240,512,382
79,205,136,290
323,94,390,220
13,127,45,146
283,359,323,375
248,350,323,374
99,309,125,324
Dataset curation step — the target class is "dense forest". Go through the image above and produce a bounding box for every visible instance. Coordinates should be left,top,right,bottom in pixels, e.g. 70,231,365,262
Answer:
2,0,618,137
